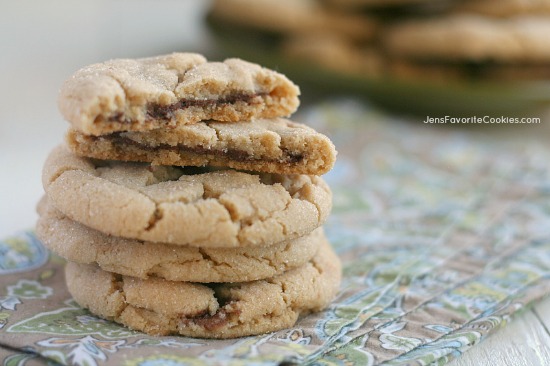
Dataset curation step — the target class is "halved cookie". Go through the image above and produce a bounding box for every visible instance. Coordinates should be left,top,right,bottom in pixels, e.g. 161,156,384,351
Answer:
66,117,336,175
59,53,300,136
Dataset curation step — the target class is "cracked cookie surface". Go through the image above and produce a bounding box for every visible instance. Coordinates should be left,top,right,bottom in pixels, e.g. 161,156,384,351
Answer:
37,197,323,283
66,117,336,175
43,145,331,247
59,53,300,136
65,240,341,338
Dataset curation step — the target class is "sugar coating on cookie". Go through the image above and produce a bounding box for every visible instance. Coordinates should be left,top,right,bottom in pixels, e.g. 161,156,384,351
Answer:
66,117,337,175
37,197,324,283
58,53,300,136
384,15,550,62
65,240,341,338
42,145,332,247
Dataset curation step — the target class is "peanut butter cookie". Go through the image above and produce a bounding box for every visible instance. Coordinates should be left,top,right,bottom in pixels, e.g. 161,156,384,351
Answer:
42,145,331,247
59,53,300,136
66,117,336,175
37,197,324,283
65,240,341,338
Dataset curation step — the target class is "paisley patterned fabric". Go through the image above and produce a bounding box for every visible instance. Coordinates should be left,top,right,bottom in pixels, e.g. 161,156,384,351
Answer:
1,100,549,365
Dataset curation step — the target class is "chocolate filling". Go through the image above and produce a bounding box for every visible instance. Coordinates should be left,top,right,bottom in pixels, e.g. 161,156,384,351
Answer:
180,302,241,331
108,92,266,123
100,134,305,164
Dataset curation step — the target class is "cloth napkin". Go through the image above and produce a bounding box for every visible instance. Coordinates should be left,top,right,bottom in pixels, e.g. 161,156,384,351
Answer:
1,100,549,366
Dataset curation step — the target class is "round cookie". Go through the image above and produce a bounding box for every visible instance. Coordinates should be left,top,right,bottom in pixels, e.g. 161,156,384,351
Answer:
42,145,331,248
36,197,323,283
384,15,550,63
65,240,342,338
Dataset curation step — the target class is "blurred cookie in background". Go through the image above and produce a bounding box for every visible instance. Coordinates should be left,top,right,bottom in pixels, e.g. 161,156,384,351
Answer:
209,0,377,42
454,0,550,17
320,0,450,10
383,15,550,82
206,0,550,116
389,60,550,82
383,15,550,63
281,33,383,77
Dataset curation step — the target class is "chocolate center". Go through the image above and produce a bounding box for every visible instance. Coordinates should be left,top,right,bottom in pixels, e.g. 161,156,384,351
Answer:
101,134,305,164
108,92,265,123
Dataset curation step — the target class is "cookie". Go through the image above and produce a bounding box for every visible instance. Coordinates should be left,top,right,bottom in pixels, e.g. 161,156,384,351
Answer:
64,240,341,338
282,33,382,77
389,59,550,82
42,145,331,248
455,0,550,17
36,197,323,283
209,0,377,42
66,117,337,176
384,15,550,63
58,53,300,136
321,0,440,10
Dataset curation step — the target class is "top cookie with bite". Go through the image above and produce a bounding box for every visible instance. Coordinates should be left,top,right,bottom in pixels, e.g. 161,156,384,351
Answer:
58,53,300,136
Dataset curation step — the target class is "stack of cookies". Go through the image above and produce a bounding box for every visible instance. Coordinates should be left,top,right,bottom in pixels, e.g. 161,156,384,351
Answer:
36,53,341,339
209,0,550,83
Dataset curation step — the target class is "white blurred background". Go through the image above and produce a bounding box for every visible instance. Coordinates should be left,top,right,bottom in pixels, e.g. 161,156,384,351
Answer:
0,0,213,237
